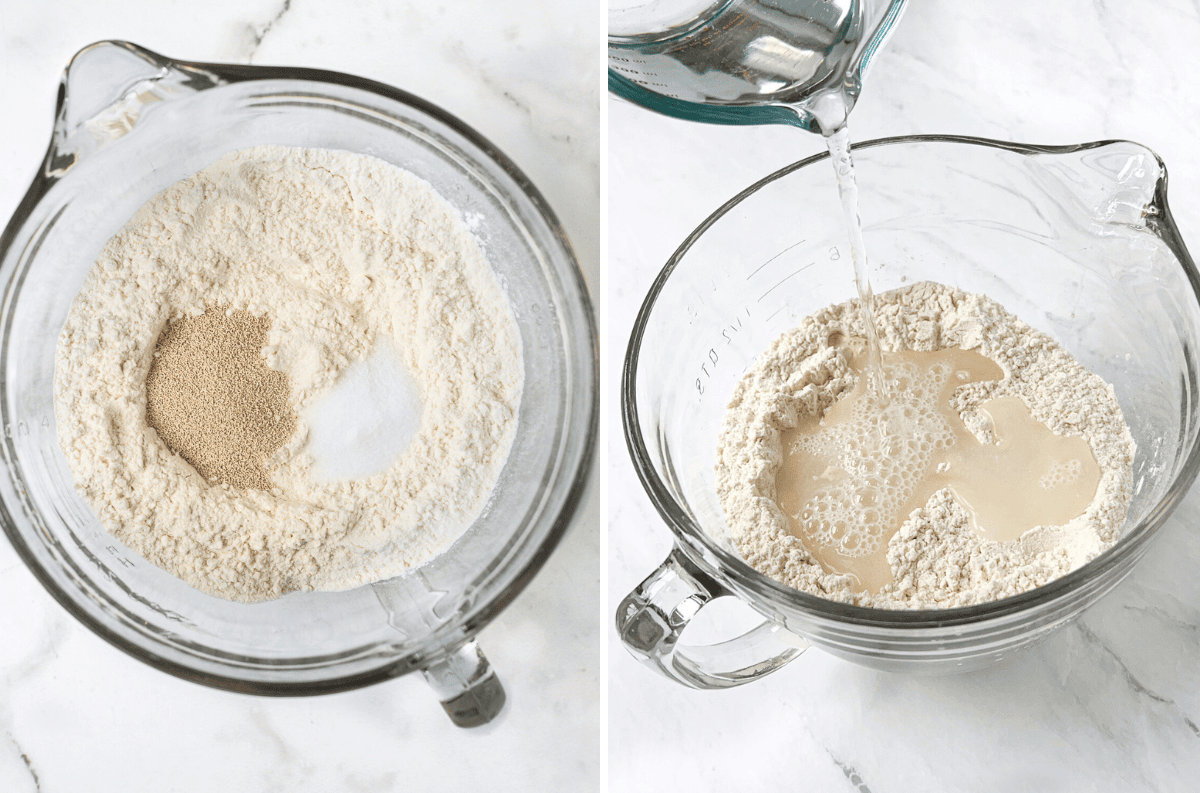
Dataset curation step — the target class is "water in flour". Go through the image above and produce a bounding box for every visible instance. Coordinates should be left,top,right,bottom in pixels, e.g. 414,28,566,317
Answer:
716,282,1135,609
54,146,523,603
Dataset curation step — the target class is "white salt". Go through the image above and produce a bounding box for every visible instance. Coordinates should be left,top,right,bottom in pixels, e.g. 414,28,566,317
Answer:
303,338,423,482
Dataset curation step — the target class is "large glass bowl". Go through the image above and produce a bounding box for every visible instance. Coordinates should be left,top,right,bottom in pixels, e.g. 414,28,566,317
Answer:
617,134,1200,687
0,41,597,726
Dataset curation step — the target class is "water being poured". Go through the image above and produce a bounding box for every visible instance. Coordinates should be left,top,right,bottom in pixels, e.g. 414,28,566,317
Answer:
826,125,888,401
808,95,889,402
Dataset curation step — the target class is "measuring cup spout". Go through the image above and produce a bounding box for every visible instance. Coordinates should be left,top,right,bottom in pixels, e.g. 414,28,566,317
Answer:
608,0,908,131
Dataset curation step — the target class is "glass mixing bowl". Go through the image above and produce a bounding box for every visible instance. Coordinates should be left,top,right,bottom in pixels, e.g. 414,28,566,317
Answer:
617,134,1200,687
0,41,597,726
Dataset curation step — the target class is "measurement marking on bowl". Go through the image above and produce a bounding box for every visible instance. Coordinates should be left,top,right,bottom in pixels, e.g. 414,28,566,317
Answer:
758,263,817,302
766,304,791,323
695,308,753,399
105,546,135,567
747,239,807,280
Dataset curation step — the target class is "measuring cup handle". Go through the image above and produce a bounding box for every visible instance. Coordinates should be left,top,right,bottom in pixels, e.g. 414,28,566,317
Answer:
615,544,806,689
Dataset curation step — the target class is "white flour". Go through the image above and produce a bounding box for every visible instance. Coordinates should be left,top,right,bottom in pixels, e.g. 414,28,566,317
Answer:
55,146,523,603
715,281,1135,609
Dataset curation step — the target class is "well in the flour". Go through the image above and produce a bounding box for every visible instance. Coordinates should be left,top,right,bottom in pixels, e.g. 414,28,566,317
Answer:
776,345,1101,594
716,281,1134,610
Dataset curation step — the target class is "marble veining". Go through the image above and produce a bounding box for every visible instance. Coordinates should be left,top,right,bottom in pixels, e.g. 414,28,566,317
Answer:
830,752,874,793
245,0,293,61
15,742,41,793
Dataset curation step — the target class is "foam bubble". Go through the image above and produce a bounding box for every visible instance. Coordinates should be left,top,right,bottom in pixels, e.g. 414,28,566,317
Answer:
1039,458,1083,490
792,357,958,557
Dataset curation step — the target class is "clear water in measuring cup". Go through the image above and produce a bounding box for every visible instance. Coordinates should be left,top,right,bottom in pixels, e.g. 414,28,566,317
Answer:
609,0,860,111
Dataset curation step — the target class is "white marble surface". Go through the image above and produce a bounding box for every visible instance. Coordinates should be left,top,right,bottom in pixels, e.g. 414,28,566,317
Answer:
0,2,599,792
609,1,1200,790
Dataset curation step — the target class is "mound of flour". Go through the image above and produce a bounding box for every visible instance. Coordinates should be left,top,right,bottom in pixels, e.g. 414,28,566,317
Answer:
54,147,523,603
715,281,1134,609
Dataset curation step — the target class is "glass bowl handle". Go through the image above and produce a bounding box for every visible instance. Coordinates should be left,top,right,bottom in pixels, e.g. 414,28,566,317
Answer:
421,641,506,728
373,575,506,728
616,544,806,688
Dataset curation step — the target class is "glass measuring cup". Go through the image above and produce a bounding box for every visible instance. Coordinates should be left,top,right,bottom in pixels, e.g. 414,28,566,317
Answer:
608,0,907,131
617,135,1200,687
0,41,597,725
